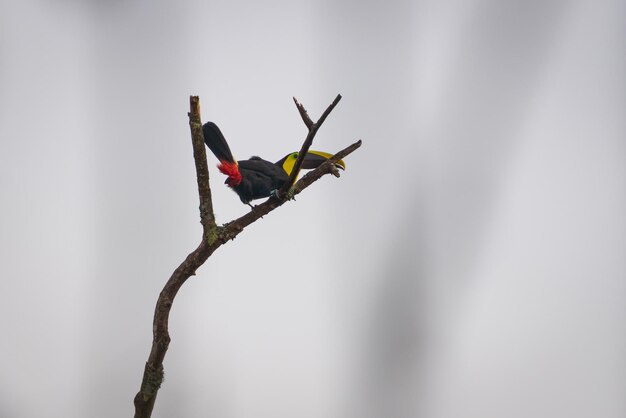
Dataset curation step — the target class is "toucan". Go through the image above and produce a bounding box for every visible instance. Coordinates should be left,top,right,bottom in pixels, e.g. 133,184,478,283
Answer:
202,122,345,206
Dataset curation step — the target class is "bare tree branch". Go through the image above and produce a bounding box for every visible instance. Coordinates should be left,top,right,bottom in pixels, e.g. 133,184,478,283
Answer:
279,94,342,197
133,95,361,418
188,96,217,240
133,96,217,418
293,96,314,128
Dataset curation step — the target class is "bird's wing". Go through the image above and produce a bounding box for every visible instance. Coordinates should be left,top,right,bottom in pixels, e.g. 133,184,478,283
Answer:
239,157,288,181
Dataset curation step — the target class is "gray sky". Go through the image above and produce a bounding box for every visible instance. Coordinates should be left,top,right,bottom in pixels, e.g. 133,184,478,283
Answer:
1,1,624,418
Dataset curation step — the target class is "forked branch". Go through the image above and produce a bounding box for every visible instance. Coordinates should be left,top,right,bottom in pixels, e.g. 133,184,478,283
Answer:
133,95,361,418
279,94,342,197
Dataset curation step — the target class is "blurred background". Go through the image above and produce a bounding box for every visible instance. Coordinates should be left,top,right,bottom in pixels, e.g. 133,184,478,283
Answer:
1,1,624,417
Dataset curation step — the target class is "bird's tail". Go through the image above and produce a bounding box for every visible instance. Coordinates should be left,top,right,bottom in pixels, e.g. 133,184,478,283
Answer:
202,122,236,164
202,122,242,186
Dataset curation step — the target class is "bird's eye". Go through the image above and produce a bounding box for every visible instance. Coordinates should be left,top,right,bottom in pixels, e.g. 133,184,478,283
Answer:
292,153,298,159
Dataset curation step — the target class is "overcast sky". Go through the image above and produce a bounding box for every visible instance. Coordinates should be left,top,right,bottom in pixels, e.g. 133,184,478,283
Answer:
1,1,624,418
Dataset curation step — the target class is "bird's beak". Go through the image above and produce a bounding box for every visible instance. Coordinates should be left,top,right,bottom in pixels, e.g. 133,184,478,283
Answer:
303,151,346,170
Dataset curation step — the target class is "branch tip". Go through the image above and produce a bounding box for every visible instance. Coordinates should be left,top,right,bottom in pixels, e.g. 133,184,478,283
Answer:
281,94,343,195
293,96,314,129
188,96,217,236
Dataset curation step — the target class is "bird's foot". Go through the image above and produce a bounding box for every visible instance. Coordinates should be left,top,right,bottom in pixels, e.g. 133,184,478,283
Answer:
270,189,296,201
248,203,264,218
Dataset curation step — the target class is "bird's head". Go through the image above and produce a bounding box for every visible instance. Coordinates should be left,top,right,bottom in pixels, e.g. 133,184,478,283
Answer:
279,151,345,176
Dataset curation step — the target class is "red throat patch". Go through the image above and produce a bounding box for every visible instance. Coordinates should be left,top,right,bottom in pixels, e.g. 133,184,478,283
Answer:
217,161,242,187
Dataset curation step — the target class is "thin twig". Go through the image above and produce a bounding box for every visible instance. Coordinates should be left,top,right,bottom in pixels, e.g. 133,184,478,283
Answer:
291,140,362,195
293,96,313,128
279,94,342,197
315,94,342,128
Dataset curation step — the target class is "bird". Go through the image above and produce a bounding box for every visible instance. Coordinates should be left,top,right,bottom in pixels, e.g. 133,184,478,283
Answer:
202,121,345,206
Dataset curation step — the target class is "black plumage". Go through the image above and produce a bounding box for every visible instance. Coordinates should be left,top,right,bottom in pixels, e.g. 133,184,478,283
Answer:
202,122,344,206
